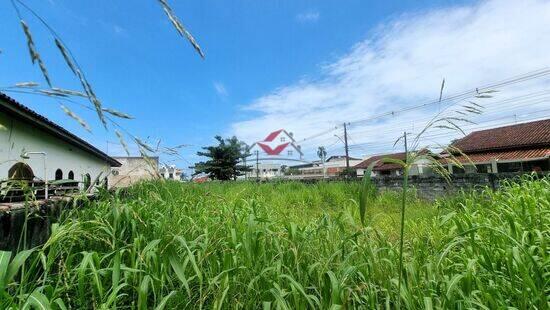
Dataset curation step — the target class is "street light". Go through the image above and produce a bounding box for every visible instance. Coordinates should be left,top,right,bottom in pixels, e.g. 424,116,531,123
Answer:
334,134,345,143
21,151,48,200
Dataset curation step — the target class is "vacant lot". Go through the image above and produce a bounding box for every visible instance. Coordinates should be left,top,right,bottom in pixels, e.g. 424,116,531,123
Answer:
1,177,548,309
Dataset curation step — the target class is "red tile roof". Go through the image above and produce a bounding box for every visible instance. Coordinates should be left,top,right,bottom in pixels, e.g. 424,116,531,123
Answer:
443,148,550,164
354,152,405,170
354,149,429,171
451,119,550,153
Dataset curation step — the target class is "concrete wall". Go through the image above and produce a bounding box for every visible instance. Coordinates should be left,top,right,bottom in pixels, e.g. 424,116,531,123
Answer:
0,111,111,185
0,198,81,252
109,157,159,188
371,172,548,200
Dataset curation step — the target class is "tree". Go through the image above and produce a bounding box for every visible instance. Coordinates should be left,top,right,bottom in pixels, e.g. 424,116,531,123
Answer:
317,146,327,178
194,136,250,180
317,146,326,161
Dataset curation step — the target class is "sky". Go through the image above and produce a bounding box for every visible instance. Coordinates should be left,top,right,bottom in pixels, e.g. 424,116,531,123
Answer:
1,0,550,172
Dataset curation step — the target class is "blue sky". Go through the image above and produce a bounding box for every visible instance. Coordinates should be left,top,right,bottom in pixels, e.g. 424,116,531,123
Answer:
2,0,549,171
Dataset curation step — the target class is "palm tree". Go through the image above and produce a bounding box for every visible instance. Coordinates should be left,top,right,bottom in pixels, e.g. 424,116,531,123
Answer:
317,146,327,178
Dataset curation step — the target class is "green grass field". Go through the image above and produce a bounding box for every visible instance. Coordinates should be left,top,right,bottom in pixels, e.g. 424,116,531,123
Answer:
1,176,549,309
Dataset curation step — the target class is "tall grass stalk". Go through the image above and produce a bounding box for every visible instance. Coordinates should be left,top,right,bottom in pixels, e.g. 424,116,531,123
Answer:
358,89,495,308
1,177,548,308
396,132,408,310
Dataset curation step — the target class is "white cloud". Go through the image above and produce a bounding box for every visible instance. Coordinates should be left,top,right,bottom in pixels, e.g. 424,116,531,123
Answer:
113,24,126,35
296,10,320,23
214,81,228,97
232,0,550,159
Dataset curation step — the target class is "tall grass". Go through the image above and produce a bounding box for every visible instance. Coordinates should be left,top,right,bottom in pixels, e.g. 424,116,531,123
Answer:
1,177,548,308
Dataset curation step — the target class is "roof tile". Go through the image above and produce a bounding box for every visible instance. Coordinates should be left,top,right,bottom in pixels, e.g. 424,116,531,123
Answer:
452,119,550,153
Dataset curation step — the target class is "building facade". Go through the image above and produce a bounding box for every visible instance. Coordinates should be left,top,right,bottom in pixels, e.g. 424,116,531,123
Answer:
0,93,120,195
109,156,159,188
244,129,305,180
159,164,183,180
245,163,284,180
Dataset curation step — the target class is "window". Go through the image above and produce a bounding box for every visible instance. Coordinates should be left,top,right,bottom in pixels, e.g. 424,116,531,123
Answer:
475,164,491,173
280,136,286,142
287,150,293,156
498,162,523,173
8,162,34,180
169,173,174,179
55,169,63,180
523,159,549,172
453,166,466,174
68,171,75,180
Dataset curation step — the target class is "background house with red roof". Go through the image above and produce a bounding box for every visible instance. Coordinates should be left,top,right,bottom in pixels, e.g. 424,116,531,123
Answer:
354,149,433,177
245,129,304,179
288,155,362,179
443,119,550,173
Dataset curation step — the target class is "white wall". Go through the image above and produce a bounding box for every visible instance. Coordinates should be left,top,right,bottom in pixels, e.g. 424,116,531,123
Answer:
244,163,283,179
110,157,158,188
0,111,111,185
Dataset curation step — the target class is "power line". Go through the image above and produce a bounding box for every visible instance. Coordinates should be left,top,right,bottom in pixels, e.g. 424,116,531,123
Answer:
295,67,550,145
345,90,550,139
346,111,550,153
349,68,550,125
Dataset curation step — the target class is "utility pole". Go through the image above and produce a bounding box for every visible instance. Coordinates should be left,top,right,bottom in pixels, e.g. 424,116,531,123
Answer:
255,150,260,181
343,122,350,170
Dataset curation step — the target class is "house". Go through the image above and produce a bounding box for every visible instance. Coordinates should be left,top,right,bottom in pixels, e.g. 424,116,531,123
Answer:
191,172,209,183
354,150,432,177
288,155,362,179
245,163,284,180
109,156,159,188
244,129,305,179
248,129,303,159
0,92,121,200
159,164,183,180
443,119,550,173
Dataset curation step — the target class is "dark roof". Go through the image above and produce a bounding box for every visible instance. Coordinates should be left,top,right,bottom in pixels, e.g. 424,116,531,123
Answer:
451,119,550,153
113,156,159,160
354,149,430,171
0,92,121,167
290,163,315,169
354,152,406,171
326,155,361,162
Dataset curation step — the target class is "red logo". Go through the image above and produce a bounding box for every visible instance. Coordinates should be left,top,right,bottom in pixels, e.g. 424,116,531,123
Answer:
257,142,289,155
250,129,302,157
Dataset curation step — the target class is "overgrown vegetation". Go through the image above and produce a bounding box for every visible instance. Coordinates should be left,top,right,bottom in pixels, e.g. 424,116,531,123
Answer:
1,176,548,308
